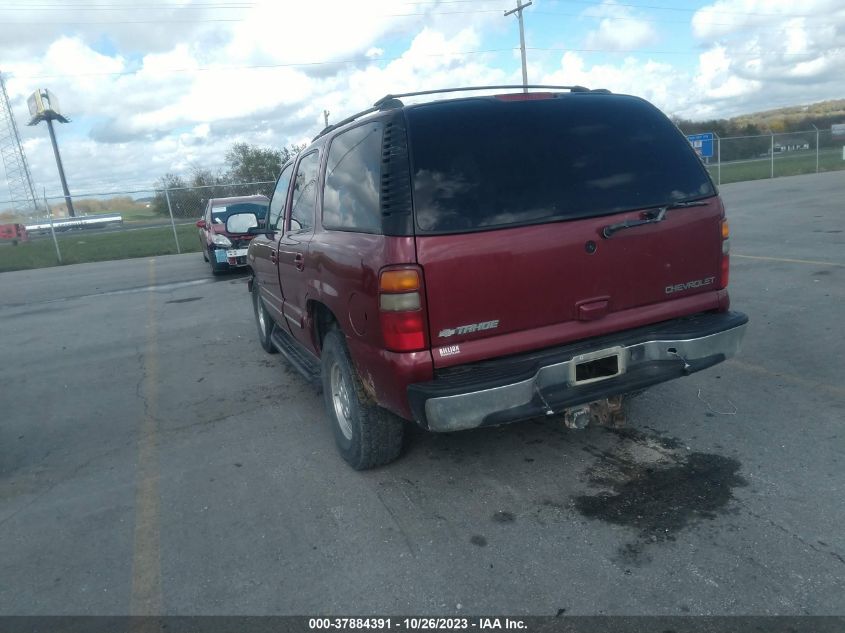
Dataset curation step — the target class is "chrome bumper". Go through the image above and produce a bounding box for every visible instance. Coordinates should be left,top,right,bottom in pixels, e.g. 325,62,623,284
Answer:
421,322,747,432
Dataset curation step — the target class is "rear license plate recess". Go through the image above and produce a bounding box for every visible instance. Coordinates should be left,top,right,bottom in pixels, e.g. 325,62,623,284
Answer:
569,346,625,385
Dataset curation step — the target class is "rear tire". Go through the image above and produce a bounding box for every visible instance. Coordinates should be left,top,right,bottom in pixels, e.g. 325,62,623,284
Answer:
321,328,404,470
253,284,277,354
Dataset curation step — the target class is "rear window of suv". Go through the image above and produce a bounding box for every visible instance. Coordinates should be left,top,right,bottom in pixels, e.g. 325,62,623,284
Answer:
406,95,715,233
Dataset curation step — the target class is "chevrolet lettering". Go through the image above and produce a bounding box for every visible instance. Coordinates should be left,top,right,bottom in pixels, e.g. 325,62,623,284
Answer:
665,276,716,295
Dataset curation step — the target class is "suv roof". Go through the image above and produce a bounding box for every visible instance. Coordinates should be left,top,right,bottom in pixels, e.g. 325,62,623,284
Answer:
295,86,712,239
313,84,612,141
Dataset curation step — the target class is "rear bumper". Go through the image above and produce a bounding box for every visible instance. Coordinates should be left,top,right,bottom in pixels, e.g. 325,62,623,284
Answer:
407,311,748,432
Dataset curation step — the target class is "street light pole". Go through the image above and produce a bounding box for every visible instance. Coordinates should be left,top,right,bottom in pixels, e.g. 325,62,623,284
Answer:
45,117,75,217
505,0,533,92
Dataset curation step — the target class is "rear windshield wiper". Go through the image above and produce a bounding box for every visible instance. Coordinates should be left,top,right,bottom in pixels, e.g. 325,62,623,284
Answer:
601,200,709,238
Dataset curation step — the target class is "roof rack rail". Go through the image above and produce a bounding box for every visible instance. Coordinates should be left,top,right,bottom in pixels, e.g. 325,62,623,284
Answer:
373,84,594,107
312,84,606,142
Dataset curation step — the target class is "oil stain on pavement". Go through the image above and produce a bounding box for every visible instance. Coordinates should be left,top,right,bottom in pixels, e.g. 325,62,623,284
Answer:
573,428,747,564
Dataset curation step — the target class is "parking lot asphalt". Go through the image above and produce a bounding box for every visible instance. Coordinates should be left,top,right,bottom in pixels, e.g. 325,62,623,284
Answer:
0,171,843,616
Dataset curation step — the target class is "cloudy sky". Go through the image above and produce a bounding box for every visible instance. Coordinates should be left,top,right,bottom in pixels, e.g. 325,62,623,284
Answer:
0,0,843,202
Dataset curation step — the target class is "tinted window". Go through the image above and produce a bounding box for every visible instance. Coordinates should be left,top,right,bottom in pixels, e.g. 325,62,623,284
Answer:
269,164,294,230
289,152,319,232
323,122,383,233
210,202,268,225
407,96,715,233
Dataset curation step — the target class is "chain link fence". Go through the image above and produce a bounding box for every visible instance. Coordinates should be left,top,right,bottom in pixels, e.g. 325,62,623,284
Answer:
2,129,844,272
0,180,273,272
684,129,845,185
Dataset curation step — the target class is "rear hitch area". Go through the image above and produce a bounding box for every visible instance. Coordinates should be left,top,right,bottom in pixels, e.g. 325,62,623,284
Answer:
562,395,627,429
534,385,627,429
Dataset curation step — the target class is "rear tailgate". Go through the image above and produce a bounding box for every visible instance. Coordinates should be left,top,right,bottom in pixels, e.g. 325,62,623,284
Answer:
406,92,725,368
416,199,723,367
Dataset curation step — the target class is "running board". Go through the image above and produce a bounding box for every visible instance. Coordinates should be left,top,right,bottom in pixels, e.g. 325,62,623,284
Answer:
270,326,321,385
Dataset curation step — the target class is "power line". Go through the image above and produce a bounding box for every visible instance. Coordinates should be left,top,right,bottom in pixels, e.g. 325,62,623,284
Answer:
554,0,840,19
1,0,837,18
0,9,506,23
8,44,833,81
0,1,255,6
533,10,837,27
8,48,517,79
0,0,502,5
527,46,838,58
0,4,251,10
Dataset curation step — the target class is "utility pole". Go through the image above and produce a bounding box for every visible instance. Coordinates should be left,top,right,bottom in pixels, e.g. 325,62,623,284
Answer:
504,0,533,92
323,110,330,128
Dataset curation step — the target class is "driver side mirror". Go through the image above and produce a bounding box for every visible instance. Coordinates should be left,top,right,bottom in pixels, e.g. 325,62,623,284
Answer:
196,219,206,229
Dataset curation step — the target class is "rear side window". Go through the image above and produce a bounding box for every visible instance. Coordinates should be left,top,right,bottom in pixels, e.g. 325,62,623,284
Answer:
407,96,715,233
289,151,319,232
322,122,383,233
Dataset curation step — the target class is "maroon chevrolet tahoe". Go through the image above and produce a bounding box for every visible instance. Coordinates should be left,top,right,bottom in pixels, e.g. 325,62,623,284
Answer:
247,86,748,470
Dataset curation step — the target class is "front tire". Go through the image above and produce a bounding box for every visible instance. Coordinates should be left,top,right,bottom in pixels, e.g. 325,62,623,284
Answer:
321,329,404,470
253,283,277,354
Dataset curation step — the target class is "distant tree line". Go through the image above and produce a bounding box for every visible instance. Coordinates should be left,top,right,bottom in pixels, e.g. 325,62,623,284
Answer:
152,142,304,218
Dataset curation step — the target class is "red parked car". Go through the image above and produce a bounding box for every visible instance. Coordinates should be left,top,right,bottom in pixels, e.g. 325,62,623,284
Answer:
0,223,29,242
247,86,748,469
196,194,269,274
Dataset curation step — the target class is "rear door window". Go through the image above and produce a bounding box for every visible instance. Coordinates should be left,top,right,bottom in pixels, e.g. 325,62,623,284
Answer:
406,95,715,233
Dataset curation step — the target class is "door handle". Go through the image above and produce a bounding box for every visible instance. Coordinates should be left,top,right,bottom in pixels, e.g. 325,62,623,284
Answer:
270,249,277,264
294,253,305,271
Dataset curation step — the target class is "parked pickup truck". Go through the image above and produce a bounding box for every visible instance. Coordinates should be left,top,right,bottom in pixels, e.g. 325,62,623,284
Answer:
247,85,748,470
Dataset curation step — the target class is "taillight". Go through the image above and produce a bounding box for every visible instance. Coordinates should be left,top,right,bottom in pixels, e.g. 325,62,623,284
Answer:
719,218,730,289
379,267,428,352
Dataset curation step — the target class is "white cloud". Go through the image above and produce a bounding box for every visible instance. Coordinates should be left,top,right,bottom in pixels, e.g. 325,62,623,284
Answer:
543,52,686,109
1,0,844,203
582,1,659,50
2,19,505,199
686,0,845,116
